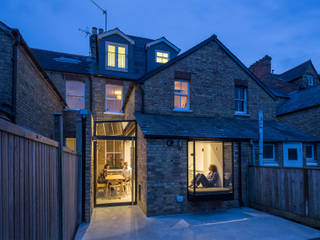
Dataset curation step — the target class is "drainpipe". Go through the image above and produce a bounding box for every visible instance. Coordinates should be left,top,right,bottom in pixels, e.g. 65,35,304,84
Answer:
11,31,20,123
89,75,93,111
80,110,88,221
250,139,255,165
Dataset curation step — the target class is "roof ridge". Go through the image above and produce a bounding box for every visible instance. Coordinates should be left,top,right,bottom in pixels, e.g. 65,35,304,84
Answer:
31,47,90,58
280,59,311,76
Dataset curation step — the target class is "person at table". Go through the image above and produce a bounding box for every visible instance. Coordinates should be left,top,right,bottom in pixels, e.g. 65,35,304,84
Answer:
103,163,110,177
122,162,132,182
97,164,110,184
190,164,218,188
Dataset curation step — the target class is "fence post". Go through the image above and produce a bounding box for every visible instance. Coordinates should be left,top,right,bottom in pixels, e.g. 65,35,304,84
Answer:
53,113,63,240
304,168,309,217
79,110,88,222
75,113,83,223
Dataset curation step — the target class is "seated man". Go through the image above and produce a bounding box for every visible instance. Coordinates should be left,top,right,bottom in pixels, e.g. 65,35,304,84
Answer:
122,162,132,182
190,164,218,188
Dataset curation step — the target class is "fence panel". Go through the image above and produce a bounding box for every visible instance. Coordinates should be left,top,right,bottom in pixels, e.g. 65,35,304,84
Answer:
249,166,320,228
0,119,80,239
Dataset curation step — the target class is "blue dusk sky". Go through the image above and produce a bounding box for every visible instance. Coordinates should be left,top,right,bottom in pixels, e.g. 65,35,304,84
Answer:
1,0,320,73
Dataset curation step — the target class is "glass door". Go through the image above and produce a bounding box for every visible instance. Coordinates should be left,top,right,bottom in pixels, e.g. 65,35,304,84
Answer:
94,121,136,206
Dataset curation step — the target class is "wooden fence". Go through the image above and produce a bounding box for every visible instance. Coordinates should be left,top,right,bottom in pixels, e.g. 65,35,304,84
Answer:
0,119,80,239
249,166,320,228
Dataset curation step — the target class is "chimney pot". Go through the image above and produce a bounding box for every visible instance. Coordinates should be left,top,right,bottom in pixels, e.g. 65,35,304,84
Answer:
92,27,97,35
99,28,104,34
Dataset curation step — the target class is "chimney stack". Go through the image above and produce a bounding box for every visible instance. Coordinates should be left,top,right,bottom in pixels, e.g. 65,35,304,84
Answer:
90,27,98,59
249,55,272,79
98,28,104,34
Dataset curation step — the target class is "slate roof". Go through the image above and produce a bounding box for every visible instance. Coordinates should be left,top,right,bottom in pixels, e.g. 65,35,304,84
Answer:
280,60,312,82
277,85,320,116
260,73,299,98
135,112,319,142
31,48,93,75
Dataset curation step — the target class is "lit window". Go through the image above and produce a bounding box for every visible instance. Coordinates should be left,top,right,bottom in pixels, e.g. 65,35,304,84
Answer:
105,85,123,113
106,42,127,70
234,87,247,113
66,138,76,151
174,80,189,109
66,80,85,109
156,51,169,63
306,75,314,87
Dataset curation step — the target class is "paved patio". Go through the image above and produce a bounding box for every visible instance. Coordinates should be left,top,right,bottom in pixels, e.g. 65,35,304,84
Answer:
75,206,320,240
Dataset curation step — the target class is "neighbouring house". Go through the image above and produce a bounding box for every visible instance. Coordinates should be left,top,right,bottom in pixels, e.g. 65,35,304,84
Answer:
2,21,319,220
249,56,320,165
0,21,65,138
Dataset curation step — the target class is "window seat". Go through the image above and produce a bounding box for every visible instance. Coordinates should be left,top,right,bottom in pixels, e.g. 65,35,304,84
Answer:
188,187,232,196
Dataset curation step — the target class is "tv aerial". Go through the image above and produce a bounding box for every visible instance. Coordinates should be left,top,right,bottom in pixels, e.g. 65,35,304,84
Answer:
90,0,107,31
78,27,90,38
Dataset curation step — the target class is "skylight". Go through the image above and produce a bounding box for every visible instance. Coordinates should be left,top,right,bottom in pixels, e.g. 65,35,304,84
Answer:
54,57,81,64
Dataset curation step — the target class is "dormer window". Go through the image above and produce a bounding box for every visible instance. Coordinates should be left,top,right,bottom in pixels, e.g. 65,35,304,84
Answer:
306,75,314,87
106,42,128,71
156,51,169,64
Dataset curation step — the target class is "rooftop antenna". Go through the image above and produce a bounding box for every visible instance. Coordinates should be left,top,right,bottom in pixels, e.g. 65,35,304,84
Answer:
78,27,90,37
90,0,107,31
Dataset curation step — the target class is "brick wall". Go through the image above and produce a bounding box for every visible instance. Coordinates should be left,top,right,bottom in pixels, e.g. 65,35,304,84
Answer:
143,40,276,120
137,125,147,214
278,107,320,138
141,137,252,216
15,45,64,138
249,55,272,79
0,29,13,119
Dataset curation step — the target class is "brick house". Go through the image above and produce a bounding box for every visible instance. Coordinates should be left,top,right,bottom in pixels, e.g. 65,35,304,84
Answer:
3,23,319,219
249,56,320,165
0,22,65,138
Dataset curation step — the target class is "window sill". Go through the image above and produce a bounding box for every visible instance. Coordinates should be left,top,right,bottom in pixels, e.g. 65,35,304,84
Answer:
104,111,124,115
233,112,250,117
105,67,128,72
261,162,279,167
306,162,318,166
173,108,193,113
65,108,83,111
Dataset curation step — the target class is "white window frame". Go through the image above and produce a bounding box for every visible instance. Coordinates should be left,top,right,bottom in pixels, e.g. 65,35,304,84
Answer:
262,144,278,166
105,41,128,72
306,75,314,87
234,86,247,114
306,144,317,166
65,80,85,110
173,80,190,111
283,142,303,167
155,50,170,64
104,84,123,114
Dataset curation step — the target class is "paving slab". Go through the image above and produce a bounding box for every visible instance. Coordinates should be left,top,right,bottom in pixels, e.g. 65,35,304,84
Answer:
75,206,320,240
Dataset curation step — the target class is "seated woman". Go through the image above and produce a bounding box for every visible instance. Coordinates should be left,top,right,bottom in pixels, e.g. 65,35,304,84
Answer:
97,164,110,184
190,164,218,188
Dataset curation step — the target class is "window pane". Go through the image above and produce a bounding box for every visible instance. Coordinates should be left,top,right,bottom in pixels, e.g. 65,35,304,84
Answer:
174,95,181,108
67,96,84,109
156,51,169,63
180,82,188,95
66,81,84,96
174,81,181,91
288,148,298,161
106,86,122,99
106,99,121,112
306,145,313,158
180,96,188,108
263,145,274,159
188,141,233,196
235,100,243,112
118,46,126,69
108,45,116,67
